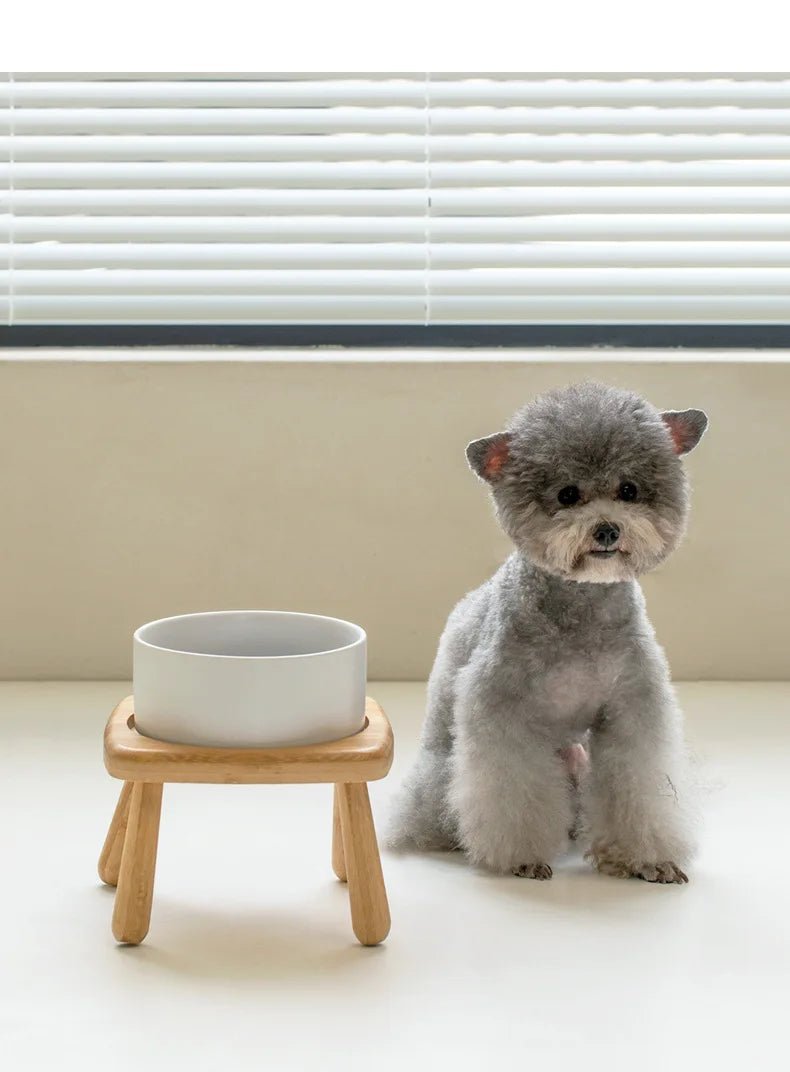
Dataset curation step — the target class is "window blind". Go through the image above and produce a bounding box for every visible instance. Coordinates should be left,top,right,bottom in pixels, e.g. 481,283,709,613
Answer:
4,73,790,330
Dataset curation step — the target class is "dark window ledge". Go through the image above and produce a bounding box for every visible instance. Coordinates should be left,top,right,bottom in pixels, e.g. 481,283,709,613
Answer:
2,324,790,349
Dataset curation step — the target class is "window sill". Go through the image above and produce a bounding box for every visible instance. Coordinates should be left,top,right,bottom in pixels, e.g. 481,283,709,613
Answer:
2,346,790,363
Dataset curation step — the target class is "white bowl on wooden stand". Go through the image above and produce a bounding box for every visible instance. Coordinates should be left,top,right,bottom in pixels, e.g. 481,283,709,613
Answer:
99,609,391,949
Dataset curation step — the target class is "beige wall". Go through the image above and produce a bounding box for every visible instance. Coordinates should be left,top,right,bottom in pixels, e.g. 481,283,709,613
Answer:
0,350,787,680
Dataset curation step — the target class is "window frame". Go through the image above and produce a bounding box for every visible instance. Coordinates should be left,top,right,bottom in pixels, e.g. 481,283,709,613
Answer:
2,323,790,347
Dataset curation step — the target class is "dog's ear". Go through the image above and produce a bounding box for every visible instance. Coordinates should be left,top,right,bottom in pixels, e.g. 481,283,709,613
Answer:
466,432,511,482
660,409,708,455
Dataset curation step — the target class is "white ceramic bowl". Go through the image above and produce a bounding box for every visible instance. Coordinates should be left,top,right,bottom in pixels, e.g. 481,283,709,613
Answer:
133,610,367,748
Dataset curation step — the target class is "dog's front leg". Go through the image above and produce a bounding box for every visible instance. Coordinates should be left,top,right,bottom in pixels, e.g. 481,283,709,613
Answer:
585,665,697,884
449,708,573,878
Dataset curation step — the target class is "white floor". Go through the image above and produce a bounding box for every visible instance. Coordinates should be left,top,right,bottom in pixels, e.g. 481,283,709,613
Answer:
2,681,789,1071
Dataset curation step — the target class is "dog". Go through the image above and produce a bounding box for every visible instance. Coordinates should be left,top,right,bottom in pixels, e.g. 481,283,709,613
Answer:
387,382,707,883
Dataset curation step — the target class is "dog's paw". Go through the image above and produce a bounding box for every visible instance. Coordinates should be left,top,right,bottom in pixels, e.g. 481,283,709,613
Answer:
512,862,553,880
634,861,688,885
589,851,688,884
588,852,630,879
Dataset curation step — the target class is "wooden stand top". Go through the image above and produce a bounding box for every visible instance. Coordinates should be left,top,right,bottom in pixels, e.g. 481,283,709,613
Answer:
104,696,394,785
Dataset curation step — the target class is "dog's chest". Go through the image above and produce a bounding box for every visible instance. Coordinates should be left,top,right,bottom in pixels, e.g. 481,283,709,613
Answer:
521,613,630,732
505,571,639,734
535,653,621,728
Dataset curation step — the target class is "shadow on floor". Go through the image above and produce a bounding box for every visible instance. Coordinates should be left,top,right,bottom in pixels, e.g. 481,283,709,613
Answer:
94,882,387,984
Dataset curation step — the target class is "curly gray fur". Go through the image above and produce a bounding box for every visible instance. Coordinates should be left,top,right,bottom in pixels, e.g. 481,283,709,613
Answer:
387,382,707,883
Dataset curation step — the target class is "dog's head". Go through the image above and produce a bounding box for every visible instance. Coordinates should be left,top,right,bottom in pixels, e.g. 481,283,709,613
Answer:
466,382,707,584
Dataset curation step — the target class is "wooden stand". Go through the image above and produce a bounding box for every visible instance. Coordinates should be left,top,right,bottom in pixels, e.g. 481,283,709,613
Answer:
99,696,393,947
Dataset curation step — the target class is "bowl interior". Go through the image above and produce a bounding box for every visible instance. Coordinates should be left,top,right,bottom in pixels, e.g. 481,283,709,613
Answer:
135,611,364,659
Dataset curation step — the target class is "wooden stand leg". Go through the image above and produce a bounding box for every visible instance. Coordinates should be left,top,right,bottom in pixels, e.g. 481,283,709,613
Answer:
112,782,163,945
337,782,390,946
332,785,347,882
98,781,133,886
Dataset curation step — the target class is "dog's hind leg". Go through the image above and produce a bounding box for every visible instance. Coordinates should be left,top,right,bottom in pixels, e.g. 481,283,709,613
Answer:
385,744,457,851
386,586,490,854
385,645,461,852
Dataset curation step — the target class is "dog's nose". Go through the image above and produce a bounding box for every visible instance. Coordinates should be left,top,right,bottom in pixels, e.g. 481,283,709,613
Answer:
593,522,620,548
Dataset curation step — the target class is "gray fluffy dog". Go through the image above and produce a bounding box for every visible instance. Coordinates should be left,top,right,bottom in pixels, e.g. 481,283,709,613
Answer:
387,382,708,883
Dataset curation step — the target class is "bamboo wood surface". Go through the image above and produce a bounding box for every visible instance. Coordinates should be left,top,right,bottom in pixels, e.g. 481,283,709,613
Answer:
104,696,393,784
98,780,133,886
332,785,347,882
111,781,163,945
337,782,391,946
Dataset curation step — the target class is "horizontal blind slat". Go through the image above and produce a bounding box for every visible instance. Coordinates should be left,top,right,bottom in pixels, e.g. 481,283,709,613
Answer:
1,160,426,188
10,72,417,82
1,189,426,215
13,159,790,188
432,160,790,186
430,134,790,160
3,107,427,135
9,133,790,162
0,135,429,161
0,80,427,107
428,267,790,294
432,188,790,214
12,213,790,244
429,241,790,267
7,268,427,294
10,267,790,295
14,295,425,323
9,188,790,217
13,156,790,186
10,79,790,107
1,242,426,268
429,107,790,133
431,296,790,322
12,188,790,217
0,214,428,241
427,214,790,240
15,240,790,269
429,79,790,106
10,106,790,135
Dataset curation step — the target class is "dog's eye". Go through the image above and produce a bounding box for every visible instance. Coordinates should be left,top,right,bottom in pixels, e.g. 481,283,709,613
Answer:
557,485,580,506
617,481,638,502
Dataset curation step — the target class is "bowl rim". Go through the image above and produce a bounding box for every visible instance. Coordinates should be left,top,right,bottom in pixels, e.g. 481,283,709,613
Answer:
133,609,366,661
